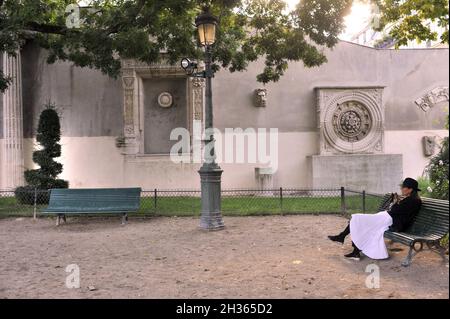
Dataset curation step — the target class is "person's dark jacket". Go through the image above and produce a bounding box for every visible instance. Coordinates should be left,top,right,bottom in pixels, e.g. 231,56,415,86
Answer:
388,195,422,232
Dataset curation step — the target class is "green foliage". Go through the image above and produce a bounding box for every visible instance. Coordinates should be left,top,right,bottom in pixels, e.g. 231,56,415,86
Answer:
23,103,69,191
0,0,353,88
417,176,433,198
0,70,11,93
424,116,449,200
375,0,450,48
14,186,51,205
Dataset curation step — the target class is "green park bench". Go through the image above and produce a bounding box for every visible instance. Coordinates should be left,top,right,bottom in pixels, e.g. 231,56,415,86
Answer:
42,188,141,226
378,194,449,267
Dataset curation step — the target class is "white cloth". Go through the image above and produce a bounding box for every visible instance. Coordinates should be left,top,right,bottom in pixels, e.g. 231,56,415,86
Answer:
350,211,393,260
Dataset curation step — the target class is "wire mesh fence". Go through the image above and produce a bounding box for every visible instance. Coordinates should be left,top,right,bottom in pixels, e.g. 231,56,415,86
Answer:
0,187,386,218
0,189,50,218
343,189,386,215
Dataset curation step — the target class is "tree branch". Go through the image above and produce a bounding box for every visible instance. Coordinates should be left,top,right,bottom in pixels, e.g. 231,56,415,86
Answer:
25,22,72,35
106,0,147,34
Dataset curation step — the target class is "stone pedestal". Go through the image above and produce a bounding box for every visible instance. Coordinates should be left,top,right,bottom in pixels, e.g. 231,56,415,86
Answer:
255,167,274,190
199,164,225,231
1,51,24,190
309,154,403,194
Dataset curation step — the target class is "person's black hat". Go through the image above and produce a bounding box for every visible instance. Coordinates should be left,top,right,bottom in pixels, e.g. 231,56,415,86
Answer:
401,178,421,191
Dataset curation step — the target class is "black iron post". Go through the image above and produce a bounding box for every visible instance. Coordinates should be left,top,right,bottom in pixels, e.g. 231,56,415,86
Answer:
198,45,224,230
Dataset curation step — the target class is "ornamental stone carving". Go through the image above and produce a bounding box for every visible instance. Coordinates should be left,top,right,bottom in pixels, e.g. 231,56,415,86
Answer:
315,87,385,155
158,92,173,108
415,86,449,112
122,76,135,141
120,58,204,156
333,101,371,142
191,77,205,121
254,88,267,107
422,136,437,157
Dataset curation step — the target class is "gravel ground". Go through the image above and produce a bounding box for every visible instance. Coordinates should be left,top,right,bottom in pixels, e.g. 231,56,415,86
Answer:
0,215,448,299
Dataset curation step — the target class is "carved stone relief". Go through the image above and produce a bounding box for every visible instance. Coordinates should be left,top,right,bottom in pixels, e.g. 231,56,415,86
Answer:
120,58,204,156
332,101,372,142
157,92,173,108
315,87,385,155
422,136,437,157
415,86,449,112
192,78,205,121
254,88,267,107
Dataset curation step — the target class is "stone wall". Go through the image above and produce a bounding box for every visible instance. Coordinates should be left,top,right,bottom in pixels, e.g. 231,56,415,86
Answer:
20,41,449,137
2,40,448,191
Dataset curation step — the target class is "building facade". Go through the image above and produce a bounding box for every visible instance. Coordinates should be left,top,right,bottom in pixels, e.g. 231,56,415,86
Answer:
0,41,448,193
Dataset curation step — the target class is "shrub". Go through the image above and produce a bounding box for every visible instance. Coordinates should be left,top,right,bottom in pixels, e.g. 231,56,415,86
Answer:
417,176,432,198
424,116,449,200
15,103,68,205
423,116,449,250
14,186,50,205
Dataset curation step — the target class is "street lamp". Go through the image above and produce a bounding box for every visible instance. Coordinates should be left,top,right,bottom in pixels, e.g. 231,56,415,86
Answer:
195,9,218,46
181,8,224,230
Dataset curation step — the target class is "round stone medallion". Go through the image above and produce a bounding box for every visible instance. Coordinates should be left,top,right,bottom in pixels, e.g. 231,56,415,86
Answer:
158,92,173,108
332,101,371,142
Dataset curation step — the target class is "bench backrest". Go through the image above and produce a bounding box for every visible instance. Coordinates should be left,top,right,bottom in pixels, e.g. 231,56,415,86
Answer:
410,197,449,236
378,194,449,236
48,188,141,212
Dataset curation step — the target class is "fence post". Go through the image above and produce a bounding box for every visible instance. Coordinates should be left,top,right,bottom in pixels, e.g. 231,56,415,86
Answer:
340,187,346,214
279,187,283,214
362,190,366,214
154,188,157,213
33,188,37,220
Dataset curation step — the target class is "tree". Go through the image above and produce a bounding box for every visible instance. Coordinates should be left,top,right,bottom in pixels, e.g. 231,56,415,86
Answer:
15,103,68,204
0,0,354,92
375,0,449,48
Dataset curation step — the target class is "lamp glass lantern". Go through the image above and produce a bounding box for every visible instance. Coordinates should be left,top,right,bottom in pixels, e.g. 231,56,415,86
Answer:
195,10,218,46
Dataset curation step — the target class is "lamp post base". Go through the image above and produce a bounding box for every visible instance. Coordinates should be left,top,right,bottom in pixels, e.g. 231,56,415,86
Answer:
199,164,224,231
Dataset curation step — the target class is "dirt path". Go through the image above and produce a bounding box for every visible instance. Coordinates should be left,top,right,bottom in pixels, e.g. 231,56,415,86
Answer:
0,215,448,298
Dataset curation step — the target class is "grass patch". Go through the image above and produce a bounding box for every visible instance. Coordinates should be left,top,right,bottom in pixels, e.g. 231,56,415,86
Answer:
0,193,383,218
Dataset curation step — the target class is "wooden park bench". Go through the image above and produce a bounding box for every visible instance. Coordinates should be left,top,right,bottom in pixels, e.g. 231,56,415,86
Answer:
378,194,449,267
42,188,141,226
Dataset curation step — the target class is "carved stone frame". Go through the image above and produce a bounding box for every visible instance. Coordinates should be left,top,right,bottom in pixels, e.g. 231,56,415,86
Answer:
415,86,449,112
120,59,205,157
315,86,385,155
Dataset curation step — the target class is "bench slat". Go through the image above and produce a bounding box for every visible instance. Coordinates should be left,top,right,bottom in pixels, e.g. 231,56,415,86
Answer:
382,195,449,248
42,188,141,215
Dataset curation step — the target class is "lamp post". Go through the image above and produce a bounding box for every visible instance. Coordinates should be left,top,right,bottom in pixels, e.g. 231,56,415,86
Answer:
182,8,224,230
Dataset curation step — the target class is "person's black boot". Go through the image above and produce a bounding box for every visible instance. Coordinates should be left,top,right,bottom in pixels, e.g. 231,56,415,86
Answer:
344,248,361,261
328,224,350,244
328,234,345,244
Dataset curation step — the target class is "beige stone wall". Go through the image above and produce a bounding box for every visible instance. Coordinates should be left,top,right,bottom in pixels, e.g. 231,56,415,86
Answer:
0,139,3,188
19,128,448,191
4,41,446,191
385,130,449,179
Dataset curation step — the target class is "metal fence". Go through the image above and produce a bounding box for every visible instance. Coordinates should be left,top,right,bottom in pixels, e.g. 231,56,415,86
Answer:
0,187,386,218
342,189,385,215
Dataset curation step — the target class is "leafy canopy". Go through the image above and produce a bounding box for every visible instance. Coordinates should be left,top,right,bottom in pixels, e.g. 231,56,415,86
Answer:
375,0,449,48
1,0,449,92
0,0,353,89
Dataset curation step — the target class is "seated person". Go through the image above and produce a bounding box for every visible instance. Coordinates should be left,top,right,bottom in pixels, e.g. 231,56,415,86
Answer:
328,178,422,260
